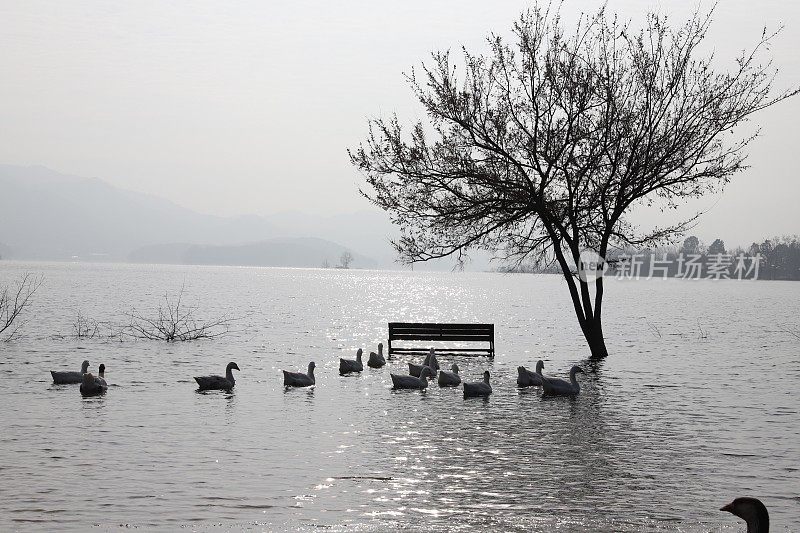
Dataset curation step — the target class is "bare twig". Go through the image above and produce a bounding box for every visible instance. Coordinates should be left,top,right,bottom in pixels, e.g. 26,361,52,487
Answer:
778,324,800,341
1,273,43,341
697,319,709,340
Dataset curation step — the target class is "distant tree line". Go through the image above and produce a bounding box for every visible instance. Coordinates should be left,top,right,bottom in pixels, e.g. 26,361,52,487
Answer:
498,235,800,281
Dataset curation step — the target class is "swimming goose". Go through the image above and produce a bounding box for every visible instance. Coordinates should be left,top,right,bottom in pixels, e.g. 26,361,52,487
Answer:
390,366,434,390
194,362,239,391
367,343,386,368
720,497,769,533
517,360,545,387
283,362,316,387
426,348,440,371
339,349,364,374
463,370,492,398
437,363,461,387
79,372,108,396
96,364,108,387
408,348,439,378
541,366,584,396
51,360,90,384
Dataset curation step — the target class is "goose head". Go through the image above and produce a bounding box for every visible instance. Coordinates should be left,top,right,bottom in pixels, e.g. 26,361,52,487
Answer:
419,366,434,381
570,366,584,378
81,360,90,373
378,342,383,354
308,361,316,374
227,362,240,372
451,363,459,374
721,497,769,533
483,370,490,384
535,360,544,374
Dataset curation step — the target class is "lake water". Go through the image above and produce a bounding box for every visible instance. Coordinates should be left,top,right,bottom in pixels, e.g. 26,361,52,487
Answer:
0,261,798,532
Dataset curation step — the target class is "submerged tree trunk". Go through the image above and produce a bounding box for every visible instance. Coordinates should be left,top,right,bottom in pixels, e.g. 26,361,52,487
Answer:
581,317,609,360
553,241,610,360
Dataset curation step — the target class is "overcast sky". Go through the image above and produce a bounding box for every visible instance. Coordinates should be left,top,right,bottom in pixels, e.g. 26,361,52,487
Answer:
1,0,798,247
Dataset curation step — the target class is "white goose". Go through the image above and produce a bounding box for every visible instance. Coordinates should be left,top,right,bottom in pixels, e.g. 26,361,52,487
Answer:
541,366,584,396
339,349,364,374
437,363,461,387
390,366,433,390
463,370,492,398
51,360,90,384
517,360,545,387
367,343,386,368
283,362,315,387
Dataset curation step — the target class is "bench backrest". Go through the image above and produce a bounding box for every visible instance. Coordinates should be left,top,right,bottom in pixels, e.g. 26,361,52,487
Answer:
388,322,494,342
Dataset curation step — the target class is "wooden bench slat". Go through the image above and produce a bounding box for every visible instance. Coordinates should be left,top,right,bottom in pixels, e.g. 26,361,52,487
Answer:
390,334,493,341
387,322,495,358
389,327,492,333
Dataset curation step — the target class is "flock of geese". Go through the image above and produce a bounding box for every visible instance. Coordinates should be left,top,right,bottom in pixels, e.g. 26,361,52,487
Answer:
48,353,770,531
281,343,583,399
50,345,583,399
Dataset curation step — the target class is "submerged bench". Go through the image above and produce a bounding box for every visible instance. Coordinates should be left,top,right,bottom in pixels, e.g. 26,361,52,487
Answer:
387,322,495,359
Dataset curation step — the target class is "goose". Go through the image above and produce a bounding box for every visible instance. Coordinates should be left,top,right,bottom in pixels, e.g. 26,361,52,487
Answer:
194,362,239,391
517,360,545,387
339,349,364,374
408,348,439,378
51,360,90,384
390,366,434,390
541,366,584,396
426,348,440,371
367,343,386,368
437,363,461,387
79,372,107,396
96,364,108,387
720,497,769,533
463,370,492,398
283,362,316,387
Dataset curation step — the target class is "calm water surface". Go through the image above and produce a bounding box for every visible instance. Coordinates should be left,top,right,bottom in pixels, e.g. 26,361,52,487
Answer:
0,261,798,531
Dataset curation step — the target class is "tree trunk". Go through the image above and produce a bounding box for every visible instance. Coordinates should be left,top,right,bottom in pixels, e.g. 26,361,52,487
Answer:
581,316,609,359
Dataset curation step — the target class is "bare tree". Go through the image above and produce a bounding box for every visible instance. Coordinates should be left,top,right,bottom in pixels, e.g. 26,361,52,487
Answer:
350,4,798,358
125,285,237,342
339,250,354,269
1,273,43,341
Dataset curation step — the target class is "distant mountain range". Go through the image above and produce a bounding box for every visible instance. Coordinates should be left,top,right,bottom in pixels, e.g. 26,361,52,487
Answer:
0,164,495,270
0,164,391,268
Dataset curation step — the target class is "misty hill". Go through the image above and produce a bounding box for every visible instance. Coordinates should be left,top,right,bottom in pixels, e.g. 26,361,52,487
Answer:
0,164,383,267
129,238,377,268
0,164,498,270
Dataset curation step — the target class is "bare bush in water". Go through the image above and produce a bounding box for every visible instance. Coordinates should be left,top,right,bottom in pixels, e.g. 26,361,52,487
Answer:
125,285,237,342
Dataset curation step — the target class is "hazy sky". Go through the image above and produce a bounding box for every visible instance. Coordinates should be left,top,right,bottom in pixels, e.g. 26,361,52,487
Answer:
1,0,798,247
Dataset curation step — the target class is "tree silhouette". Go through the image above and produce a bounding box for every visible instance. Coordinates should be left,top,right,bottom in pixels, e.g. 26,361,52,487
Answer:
339,251,354,269
351,4,798,358
681,236,701,256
